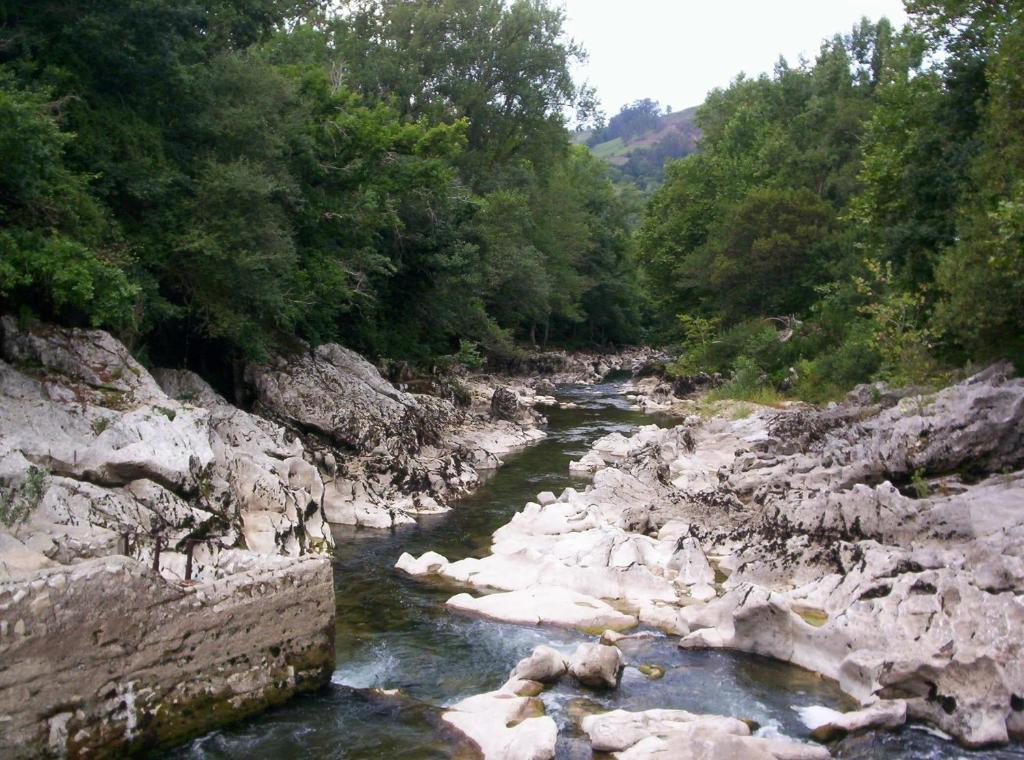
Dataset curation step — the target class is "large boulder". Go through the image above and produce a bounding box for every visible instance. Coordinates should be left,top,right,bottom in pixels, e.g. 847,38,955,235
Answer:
668,537,715,586
446,588,637,632
568,643,623,689
0,553,334,758
654,365,1024,746
491,386,524,422
442,688,557,760
581,709,829,759
246,344,456,456
511,645,569,684
796,700,907,742
0,319,341,757
155,369,332,556
0,315,335,567
246,345,545,530
0,315,163,404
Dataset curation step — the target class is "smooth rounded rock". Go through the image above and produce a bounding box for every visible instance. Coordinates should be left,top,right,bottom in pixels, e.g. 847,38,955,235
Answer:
569,643,622,689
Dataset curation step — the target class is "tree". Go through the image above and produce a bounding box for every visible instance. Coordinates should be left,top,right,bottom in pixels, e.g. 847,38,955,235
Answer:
0,71,138,329
933,7,1024,364
587,98,663,145
707,187,835,322
332,0,595,188
1,0,643,379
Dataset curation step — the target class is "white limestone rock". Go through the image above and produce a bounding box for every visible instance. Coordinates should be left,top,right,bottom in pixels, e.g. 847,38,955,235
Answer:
511,645,569,684
395,551,450,576
568,643,623,688
442,688,557,760
581,708,830,759
446,588,637,631
668,537,715,586
796,700,907,742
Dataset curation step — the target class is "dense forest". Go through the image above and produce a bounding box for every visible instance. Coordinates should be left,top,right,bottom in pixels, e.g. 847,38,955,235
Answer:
640,2,1024,400
0,0,641,388
1,0,1022,401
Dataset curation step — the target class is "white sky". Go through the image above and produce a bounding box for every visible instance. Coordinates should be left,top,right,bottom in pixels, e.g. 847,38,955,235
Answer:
561,0,910,115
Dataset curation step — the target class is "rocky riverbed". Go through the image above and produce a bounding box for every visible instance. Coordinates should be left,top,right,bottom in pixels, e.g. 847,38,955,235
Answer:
399,365,1024,757
3,316,1022,759
0,316,556,756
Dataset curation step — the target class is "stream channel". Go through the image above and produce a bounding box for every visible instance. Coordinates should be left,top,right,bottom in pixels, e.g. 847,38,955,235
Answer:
175,378,1024,760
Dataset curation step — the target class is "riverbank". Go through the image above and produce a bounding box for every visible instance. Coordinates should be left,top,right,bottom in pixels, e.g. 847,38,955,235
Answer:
0,316,563,756
4,319,1021,758
397,366,1024,757
172,377,864,759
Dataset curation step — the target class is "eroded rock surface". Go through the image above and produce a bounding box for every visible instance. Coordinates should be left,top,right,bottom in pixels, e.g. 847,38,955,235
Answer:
511,645,569,684
402,362,1024,750
0,316,333,567
0,317,338,757
662,366,1024,747
0,553,334,758
446,588,637,631
591,365,1023,747
442,686,557,760
796,700,908,742
568,643,623,688
581,708,830,759
495,347,662,386
246,348,546,529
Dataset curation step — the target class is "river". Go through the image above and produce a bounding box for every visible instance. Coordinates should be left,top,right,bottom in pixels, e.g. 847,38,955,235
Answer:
173,379,1024,760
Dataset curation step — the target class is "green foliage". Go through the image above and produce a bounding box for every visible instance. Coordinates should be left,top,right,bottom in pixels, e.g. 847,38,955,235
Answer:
0,467,47,529
0,0,642,382
91,416,113,436
791,324,881,403
638,8,1023,401
154,406,177,422
667,315,720,374
910,467,930,498
707,355,783,405
854,259,940,385
332,0,596,189
588,98,663,146
932,13,1024,366
706,187,835,322
0,71,139,329
454,340,485,371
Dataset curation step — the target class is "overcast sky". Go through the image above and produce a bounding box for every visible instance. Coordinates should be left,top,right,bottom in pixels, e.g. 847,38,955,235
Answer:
562,0,909,116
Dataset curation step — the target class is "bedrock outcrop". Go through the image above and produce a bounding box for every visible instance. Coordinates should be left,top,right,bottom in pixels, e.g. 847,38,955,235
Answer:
0,315,334,568
0,317,339,756
582,708,830,759
401,363,1024,751
494,347,664,386
442,684,557,760
0,316,553,756
245,348,546,529
0,553,333,758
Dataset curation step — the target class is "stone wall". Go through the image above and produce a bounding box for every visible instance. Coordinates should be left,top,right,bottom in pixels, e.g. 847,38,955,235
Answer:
0,552,334,758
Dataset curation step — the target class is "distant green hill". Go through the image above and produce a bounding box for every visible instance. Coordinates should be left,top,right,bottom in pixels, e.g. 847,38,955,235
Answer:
576,103,700,190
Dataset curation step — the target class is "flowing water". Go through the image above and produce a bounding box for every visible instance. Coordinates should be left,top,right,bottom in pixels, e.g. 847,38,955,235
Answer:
175,379,1024,760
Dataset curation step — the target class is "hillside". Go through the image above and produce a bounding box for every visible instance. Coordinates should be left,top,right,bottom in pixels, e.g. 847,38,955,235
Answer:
577,104,701,189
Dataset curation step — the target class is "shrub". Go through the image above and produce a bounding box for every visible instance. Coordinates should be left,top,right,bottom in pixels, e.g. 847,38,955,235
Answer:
0,467,47,528
708,355,784,405
454,340,485,371
91,416,113,435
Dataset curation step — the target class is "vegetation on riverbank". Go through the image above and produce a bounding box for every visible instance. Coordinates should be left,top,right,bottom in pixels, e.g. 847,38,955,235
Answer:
0,0,641,391
640,2,1023,402
1,1,1021,402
